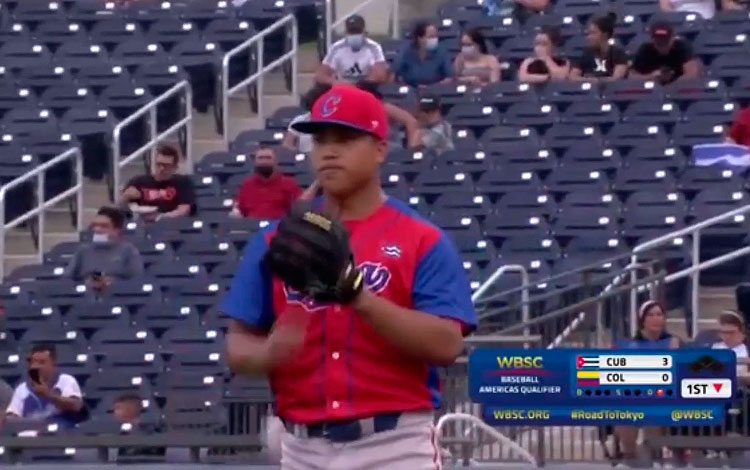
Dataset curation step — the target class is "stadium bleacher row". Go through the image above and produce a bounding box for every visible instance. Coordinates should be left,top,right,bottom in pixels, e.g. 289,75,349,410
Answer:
2,0,750,464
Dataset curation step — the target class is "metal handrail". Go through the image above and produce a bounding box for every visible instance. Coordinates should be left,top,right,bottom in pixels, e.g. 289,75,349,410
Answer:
630,203,750,338
0,148,84,278
221,13,298,147
111,80,193,196
324,0,400,51
472,264,530,336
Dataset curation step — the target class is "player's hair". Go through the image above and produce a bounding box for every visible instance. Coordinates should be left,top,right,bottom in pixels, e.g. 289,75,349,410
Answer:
591,12,617,39
463,27,489,55
30,343,56,361
539,25,562,48
718,310,745,331
97,206,125,230
156,143,181,165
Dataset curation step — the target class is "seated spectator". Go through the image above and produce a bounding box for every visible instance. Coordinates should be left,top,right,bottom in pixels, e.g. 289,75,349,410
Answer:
113,393,166,460
483,0,549,21
284,83,332,154
416,95,454,153
454,28,501,86
712,310,748,358
727,104,750,147
315,15,388,85
6,344,85,428
393,21,452,87
356,80,422,149
0,378,11,431
614,300,679,465
631,22,700,84
569,13,628,82
660,0,715,19
122,144,195,221
722,0,750,9
232,146,302,220
66,206,144,290
518,26,570,83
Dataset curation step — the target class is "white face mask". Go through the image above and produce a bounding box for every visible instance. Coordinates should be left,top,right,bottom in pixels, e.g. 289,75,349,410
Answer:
92,233,110,244
346,34,365,50
425,37,439,50
462,45,478,57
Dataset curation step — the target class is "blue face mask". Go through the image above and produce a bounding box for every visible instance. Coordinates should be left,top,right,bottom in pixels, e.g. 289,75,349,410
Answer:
346,34,365,50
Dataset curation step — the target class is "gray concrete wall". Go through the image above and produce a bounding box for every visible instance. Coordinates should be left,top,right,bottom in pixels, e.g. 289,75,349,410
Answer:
333,0,443,37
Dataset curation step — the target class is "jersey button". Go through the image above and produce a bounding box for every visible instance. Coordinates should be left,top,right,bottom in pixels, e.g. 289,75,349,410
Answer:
332,351,340,360
331,401,340,409
333,306,341,313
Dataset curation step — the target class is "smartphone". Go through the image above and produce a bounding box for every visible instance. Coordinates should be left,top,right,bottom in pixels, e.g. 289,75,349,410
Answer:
91,270,103,280
28,368,40,384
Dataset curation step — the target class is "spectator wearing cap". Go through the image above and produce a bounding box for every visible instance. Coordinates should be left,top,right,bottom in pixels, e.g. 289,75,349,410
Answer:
66,206,144,292
483,0,549,21
454,28,501,86
393,21,453,88
416,95,454,154
315,15,388,85
660,0,715,19
231,146,302,220
631,23,700,84
722,0,750,9
519,26,570,84
569,13,628,82
284,83,332,154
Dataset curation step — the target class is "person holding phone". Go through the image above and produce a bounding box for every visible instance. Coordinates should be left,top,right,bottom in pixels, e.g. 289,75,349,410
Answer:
5,344,84,428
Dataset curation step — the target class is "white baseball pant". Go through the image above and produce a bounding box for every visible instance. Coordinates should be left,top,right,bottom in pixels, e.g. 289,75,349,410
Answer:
279,411,442,470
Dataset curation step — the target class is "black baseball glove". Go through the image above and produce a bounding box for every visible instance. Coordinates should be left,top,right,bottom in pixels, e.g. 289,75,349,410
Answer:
264,202,364,304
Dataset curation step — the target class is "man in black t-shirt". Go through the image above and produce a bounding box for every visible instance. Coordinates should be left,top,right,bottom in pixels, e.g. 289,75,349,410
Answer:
631,22,700,84
122,144,195,221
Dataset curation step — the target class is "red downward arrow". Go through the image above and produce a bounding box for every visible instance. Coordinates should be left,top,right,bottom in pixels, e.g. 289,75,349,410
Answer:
713,383,723,393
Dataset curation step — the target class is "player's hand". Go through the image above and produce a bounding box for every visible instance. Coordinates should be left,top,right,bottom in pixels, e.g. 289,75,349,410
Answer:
266,308,309,367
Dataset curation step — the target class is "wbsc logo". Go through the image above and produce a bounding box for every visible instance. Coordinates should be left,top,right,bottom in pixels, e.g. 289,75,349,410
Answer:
284,262,391,311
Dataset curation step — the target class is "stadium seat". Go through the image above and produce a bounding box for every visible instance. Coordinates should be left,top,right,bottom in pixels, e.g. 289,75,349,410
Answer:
625,144,686,171
621,100,681,126
165,345,224,376
445,103,501,133
612,164,678,195
559,143,622,172
544,123,602,151
496,190,558,217
606,122,669,151
484,209,552,246
478,82,539,111
65,301,132,335
553,207,621,240
621,205,687,242
561,101,621,131
476,165,544,198
545,167,610,197
693,31,750,62
503,102,560,129
98,347,166,378
559,189,623,213
601,79,664,106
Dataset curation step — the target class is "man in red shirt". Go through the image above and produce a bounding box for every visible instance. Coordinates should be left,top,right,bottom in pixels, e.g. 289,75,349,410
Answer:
728,106,750,147
232,146,302,219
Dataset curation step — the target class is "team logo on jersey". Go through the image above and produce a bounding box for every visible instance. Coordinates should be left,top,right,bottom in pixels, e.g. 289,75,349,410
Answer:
381,245,401,258
320,94,341,117
283,261,392,311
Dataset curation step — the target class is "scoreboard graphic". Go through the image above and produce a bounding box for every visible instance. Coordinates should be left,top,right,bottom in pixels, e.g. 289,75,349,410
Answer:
469,349,736,425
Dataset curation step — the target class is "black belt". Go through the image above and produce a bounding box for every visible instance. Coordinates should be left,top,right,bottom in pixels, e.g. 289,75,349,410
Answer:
282,412,401,443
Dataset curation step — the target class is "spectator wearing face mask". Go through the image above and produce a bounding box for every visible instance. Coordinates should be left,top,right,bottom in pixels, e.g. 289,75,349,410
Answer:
631,22,700,84
454,28,501,86
232,146,302,220
416,95,454,153
393,21,453,87
569,13,628,82
660,0,715,19
121,144,196,222
315,15,388,85
519,26,570,83
66,206,144,291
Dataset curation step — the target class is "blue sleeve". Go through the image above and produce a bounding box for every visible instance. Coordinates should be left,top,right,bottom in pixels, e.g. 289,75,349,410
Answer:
219,230,274,331
412,233,477,330
440,49,453,80
393,47,408,81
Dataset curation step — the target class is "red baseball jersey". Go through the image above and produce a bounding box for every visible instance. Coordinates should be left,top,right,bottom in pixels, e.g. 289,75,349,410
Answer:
220,198,477,423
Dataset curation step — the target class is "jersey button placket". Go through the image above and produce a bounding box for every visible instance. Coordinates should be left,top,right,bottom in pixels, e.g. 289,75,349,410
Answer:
326,305,348,416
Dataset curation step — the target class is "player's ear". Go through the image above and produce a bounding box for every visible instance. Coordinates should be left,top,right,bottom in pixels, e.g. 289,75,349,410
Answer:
373,137,387,164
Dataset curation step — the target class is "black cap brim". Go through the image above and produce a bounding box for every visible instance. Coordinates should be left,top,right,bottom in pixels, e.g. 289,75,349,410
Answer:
291,119,375,137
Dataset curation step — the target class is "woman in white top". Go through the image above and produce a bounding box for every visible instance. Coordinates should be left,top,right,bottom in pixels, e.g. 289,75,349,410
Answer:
659,0,715,19
712,310,749,358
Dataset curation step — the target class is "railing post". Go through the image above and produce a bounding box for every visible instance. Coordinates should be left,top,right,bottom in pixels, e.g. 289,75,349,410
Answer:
112,127,122,202
325,0,332,51
629,254,638,338
76,149,83,234
691,229,701,339
185,85,194,173
520,268,530,341
257,38,265,128
149,105,158,171
222,53,230,148
0,190,6,280
291,18,299,98
37,171,45,266
392,0,399,39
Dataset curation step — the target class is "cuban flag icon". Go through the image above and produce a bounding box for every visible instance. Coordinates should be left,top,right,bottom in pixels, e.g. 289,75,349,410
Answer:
576,355,599,369
382,245,401,258
693,143,750,168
